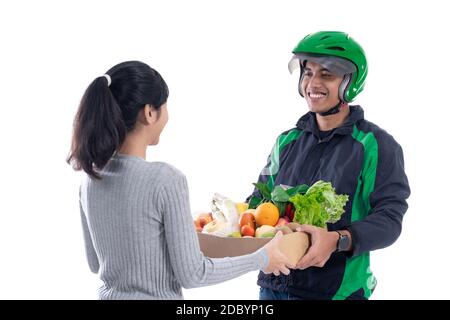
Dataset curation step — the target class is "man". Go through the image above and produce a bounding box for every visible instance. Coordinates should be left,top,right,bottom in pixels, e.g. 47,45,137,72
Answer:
250,31,410,300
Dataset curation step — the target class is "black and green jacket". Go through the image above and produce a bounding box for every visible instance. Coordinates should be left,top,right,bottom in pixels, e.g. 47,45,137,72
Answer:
251,105,410,300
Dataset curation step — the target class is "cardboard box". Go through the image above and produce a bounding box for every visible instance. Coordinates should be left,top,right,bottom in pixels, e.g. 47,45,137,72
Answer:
197,232,310,265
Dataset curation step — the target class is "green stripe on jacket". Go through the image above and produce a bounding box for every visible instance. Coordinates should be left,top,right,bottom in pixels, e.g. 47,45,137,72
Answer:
333,125,379,300
266,129,303,190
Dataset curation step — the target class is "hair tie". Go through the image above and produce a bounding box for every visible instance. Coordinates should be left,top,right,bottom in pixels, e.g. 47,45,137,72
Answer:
103,74,112,86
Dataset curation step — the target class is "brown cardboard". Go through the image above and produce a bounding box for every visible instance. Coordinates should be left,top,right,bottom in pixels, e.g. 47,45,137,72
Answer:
197,231,310,265
278,232,310,265
197,233,269,258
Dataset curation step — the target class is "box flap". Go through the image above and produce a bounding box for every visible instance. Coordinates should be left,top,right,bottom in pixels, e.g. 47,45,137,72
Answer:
197,233,270,258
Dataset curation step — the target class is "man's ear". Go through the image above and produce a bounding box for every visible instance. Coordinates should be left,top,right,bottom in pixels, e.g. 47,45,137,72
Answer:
141,104,157,125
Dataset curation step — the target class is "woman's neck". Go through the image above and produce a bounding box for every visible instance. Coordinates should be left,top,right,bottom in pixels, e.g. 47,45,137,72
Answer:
118,132,147,160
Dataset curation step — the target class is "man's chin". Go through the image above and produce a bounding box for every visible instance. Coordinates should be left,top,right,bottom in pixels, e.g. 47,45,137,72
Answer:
307,105,326,113
307,102,338,114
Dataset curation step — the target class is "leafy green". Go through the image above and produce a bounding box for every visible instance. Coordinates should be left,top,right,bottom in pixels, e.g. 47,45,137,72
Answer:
252,182,272,200
290,180,349,228
248,182,310,214
273,200,286,216
271,185,290,202
286,184,309,197
248,195,263,209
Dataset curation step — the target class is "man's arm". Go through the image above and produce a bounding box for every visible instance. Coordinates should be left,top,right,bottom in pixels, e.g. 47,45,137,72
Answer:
347,134,410,257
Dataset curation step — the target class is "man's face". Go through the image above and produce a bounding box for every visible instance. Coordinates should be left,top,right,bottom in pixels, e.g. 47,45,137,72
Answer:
301,61,343,113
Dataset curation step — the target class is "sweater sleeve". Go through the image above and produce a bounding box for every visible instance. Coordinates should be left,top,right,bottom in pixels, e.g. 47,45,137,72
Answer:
159,173,268,289
79,199,100,274
347,134,411,257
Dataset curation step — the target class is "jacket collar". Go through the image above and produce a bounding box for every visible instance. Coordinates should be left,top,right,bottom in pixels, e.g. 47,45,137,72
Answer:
296,105,365,138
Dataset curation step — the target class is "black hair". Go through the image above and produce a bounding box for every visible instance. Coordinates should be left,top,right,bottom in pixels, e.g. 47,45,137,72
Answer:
67,61,169,179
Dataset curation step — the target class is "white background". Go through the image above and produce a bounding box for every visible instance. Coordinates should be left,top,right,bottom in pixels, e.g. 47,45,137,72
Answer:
1,0,449,300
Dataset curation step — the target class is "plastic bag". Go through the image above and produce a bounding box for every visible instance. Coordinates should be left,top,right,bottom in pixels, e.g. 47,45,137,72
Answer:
202,193,240,237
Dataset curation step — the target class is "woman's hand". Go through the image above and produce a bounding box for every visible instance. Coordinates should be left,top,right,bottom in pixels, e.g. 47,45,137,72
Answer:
294,225,339,270
261,231,295,276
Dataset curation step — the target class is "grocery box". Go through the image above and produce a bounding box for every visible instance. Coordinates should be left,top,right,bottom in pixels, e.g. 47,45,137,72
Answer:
197,231,310,265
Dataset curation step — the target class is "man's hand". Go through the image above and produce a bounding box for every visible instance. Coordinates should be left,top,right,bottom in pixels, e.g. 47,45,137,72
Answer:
294,225,339,270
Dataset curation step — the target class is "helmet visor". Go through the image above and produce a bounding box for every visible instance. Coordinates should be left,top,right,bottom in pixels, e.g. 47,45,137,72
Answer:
288,53,356,76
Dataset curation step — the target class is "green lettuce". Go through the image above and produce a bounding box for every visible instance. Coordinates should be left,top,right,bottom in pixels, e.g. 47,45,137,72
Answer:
289,180,349,228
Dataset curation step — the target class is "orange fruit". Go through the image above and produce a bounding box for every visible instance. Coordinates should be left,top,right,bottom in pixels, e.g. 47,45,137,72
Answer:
254,202,280,227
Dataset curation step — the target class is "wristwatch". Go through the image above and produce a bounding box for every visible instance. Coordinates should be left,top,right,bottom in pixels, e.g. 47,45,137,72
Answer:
335,230,350,252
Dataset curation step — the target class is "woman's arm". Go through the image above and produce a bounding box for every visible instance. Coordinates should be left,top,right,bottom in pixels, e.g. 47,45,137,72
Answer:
160,173,269,289
79,198,100,274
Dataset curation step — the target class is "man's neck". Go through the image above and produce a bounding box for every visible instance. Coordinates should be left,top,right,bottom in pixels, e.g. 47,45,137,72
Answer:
316,104,350,131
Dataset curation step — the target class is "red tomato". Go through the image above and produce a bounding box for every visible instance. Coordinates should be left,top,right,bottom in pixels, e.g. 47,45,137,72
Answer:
241,225,255,237
239,212,255,229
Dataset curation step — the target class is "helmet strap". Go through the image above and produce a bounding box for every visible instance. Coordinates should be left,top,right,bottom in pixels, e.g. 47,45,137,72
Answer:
318,101,344,116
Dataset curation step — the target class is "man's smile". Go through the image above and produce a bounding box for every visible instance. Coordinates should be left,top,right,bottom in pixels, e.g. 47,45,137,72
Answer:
307,91,327,100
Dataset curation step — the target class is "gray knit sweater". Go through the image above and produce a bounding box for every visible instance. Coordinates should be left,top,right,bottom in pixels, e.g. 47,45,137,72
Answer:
79,154,268,300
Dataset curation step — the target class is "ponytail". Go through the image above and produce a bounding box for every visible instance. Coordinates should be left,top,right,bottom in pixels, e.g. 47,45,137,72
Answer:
67,76,126,179
67,61,169,179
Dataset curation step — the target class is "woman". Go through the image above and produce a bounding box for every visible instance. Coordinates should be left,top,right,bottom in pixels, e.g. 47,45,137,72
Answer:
67,61,292,300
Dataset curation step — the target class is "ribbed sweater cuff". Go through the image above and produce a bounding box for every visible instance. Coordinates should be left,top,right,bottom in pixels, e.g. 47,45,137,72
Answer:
253,247,269,270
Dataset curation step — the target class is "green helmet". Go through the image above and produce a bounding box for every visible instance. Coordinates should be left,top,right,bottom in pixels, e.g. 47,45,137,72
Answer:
290,31,368,102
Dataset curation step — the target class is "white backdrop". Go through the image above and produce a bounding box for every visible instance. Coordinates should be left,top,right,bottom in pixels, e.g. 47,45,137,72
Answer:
1,0,448,299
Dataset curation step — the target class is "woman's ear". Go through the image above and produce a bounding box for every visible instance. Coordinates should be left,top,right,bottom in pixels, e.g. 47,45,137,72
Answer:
141,104,157,125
